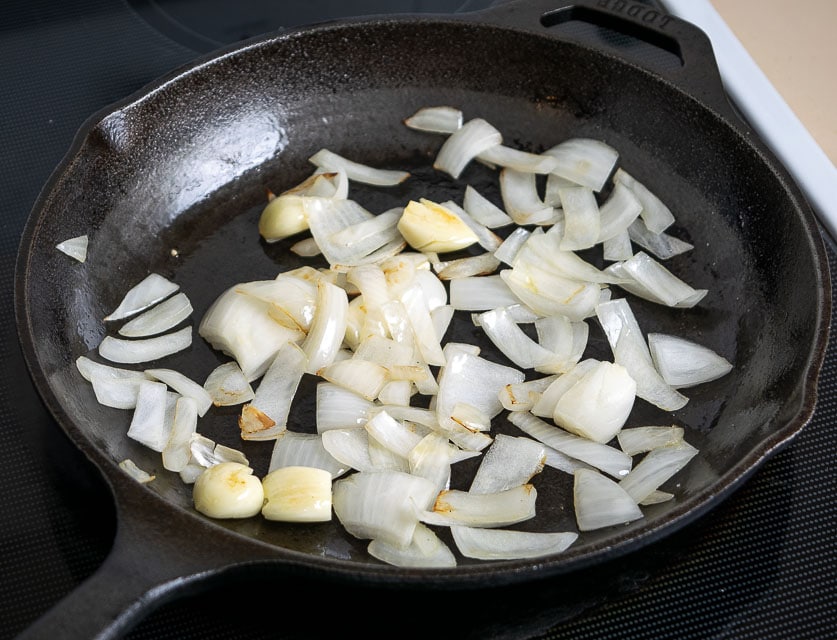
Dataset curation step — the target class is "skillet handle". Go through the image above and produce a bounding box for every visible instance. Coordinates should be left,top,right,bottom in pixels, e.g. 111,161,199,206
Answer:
472,0,739,122
16,475,273,640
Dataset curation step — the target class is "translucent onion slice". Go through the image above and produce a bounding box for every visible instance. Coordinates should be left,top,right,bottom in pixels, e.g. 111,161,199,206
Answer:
332,470,438,548
619,442,699,503
448,274,520,311
433,118,503,179
318,358,389,401
469,434,545,494
602,229,634,261
499,375,559,412
98,326,192,364
203,361,255,407
499,168,555,225
126,381,175,452
118,292,193,338
462,185,513,229
161,396,198,472
104,273,180,322
321,427,376,472
421,484,537,528
290,237,321,257
451,526,577,560
597,182,643,242
302,280,349,375
530,359,599,418
435,253,501,280
627,218,694,259
500,265,601,321
56,234,89,262
508,411,632,479
477,145,558,174
647,333,733,388
261,466,332,523
118,459,155,484
90,373,143,409
309,148,410,186
144,368,213,417
408,432,458,495
269,431,349,478
573,468,643,531
544,138,619,192
403,105,463,134
552,360,636,444
474,307,569,374
365,410,424,459
535,315,589,368
76,356,149,383
400,282,446,366
258,171,347,242
558,186,601,251
617,425,685,456
494,226,531,266
517,232,622,285
234,275,317,333
613,168,675,233
239,341,307,441
315,382,375,432
369,522,458,568
619,251,708,308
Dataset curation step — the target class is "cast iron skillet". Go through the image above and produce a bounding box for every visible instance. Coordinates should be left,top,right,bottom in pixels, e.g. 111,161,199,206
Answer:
14,0,831,637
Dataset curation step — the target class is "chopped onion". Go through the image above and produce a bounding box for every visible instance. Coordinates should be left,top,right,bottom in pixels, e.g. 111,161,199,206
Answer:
573,468,643,531
421,484,537,528
368,522,457,568
404,106,463,134
144,368,213,417
544,138,619,192
98,326,192,364
126,381,175,452
477,145,558,174
90,372,143,409
118,292,193,338
451,526,577,560
597,182,643,242
618,251,708,308
269,430,349,478
469,434,545,494
119,458,155,483
203,361,255,406
433,118,503,179
499,168,555,225
617,425,684,456
558,186,601,251
627,218,693,259
161,396,198,472
647,333,733,388
56,234,89,263
462,185,513,228
613,168,675,233
321,427,376,472
619,442,699,503
309,148,410,186
104,273,179,322
301,280,348,375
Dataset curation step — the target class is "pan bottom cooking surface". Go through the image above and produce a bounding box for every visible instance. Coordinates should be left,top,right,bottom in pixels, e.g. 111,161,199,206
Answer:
2,1,835,638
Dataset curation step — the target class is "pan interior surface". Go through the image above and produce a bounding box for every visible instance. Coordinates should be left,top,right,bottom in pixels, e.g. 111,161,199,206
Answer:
18,16,827,582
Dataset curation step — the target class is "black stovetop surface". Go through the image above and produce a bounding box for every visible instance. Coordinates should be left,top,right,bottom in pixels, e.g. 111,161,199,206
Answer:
2,1,835,638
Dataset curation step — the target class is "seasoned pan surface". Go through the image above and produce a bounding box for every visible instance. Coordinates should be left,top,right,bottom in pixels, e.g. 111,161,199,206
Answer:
15,0,830,597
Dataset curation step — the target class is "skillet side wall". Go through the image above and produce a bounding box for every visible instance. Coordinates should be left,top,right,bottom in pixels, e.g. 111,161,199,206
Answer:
21,19,823,569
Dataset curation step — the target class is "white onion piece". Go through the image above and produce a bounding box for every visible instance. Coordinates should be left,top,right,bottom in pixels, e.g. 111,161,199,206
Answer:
235,275,317,333
451,526,577,560
318,358,389,401
98,326,192,365
126,381,174,452
304,197,375,266
104,273,180,322
408,432,458,495
573,468,643,531
530,359,599,418
617,425,684,456
597,182,643,242
450,401,491,433
261,466,332,523
365,410,424,459
518,233,621,285
321,427,377,472
627,218,693,259
640,490,675,505
421,484,537,528
199,288,304,381
436,253,501,280
449,274,520,311
203,361,255,407
377,380,412,406
353,334,415,369
595,297,647,358
535,315,589,368
474,307,569,374
433,118,503,179
76,356,149,383
396,198,479,254
302,280,348,375
90,373,143,409
435,347,524,434
269,431,348,477
368,522,457,568
144,368,213,417
558,186,601,251
470,434,545,494
602,229,634,261
508,411,632,479
477,145,558,174
500,266,601,321
619,442,699,503
119,459,155,483
543,445,592,475
544,138,619,192
403,106,463,134
213,443,249,466
552,360,636,444
619,251,707,308
647,333,733,388
494,226,531,266
543,173,578,207
309,148,410,186
56,234,89,263
161,396,198,472
400,282,446,367
613,168,675,233
440,200,503,252
290,237,322,257
614,324,689,412
118,292,193,338
367,434,410,472
607,260,707,309
499,168,555,225
332,470,438,548
239,342,307,440
463,185,513,229
328,208,403,265
499,375,559,412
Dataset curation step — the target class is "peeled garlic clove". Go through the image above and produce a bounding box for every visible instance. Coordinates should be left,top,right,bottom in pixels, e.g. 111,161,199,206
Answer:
261,466,332,523
193,462,264,519
397,199,479,253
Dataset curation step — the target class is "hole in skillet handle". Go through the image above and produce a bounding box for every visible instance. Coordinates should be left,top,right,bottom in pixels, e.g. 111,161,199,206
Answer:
473,0,740,125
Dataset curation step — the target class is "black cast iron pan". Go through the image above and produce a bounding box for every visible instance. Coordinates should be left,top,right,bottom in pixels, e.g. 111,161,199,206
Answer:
14,0,831,637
